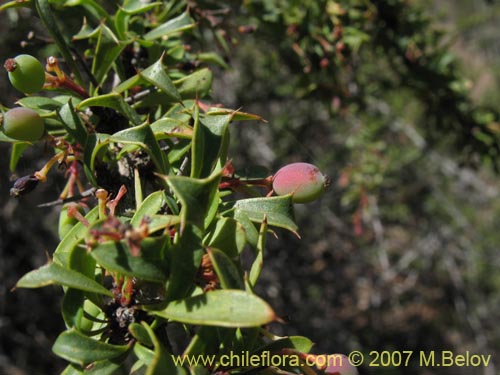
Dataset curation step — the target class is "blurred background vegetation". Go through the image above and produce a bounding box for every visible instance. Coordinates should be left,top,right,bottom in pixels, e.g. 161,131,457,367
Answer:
1,1,499,374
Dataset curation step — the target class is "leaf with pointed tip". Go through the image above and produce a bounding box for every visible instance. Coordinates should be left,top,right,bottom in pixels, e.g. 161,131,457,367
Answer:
145,290,276,327
82,133,110,179
150,118,193,140
161,172,221,230
52,329,128,366
130,191,165,227
141,58,181,102
17,96,64,112
255,335,314,354
110,122,169,174
91,237,169,282
196,52,229,69
143,11,194,41
206,108,266,122
59,100,88,145
122,0,162,14
234,196,298,234
165,224,204,302
92,24,128,88
249,218,267,286
54,206,100,266
204,217,246,257
16,262,113,297
128,323,153,347
191,108,231,179
208,248,243,290
174,68,213,99
78,93,142,126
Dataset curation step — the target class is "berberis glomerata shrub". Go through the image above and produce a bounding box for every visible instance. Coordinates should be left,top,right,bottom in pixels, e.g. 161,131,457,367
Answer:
1,1,347,374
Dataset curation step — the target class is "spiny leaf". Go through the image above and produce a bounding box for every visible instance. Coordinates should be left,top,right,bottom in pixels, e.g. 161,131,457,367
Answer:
234,195,298,234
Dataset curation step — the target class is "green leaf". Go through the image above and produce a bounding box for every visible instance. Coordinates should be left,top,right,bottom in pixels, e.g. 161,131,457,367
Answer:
255,335,314,354
110,122,169,174
183,326,220,357
191,109,231,179
234,196,298,234
54,206,100,266
174,68,213,99
121,0,162,14
16,262,113,297
0,1,31,12
133,343,154,366
165,224,204,302
60,363,84,375
204,217,246,257
146,290,276,327
249,217,267,287
62,0,108,20
52,329,128,366
0,132,25,143
205,108,266,122
196,52,229,69
17,96,64,112
9,142,29,172
130,190,165,227
128,323,153,347
59,100,88,145
91,237,169,282
148,214,181,233
85,358,127,375
208,248,243,289
62,288,85,329
161,172,221,230
82,133,110,178
150,117,193,140
92,24,128,88
77,93,142,126
141,57,182,102
143,11,195,41
142,322,187,375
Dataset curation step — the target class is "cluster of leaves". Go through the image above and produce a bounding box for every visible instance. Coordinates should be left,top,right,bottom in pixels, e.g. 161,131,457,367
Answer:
0,1,333,374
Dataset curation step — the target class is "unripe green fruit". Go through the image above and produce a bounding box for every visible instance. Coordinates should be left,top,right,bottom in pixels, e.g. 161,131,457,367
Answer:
272,162,328,203
2,107,45,142
5,54,45,94
324,354,359,375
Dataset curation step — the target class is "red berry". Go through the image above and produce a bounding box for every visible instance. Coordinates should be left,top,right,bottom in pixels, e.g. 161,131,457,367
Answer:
272,162,328,203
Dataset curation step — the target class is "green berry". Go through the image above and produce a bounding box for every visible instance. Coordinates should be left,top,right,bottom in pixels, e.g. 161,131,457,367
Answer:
2,107,45,142
4,54,45,94
272,162,328,203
